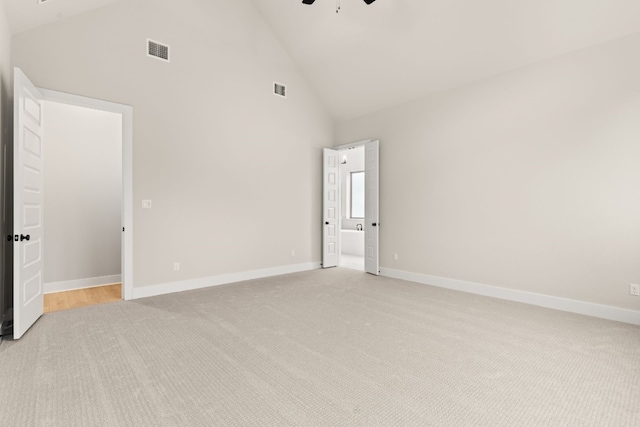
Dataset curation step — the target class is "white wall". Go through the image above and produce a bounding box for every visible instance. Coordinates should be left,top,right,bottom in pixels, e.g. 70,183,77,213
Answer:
0,0,12,321
339,146,365,231
337,32,640,312
43,101,121,286
11,0,333,290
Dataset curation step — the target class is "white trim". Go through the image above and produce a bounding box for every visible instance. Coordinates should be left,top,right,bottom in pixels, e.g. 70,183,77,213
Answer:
38,88,134,301
334,139,372,150
45,275,122,294
380,268,640,326
132,262,322,299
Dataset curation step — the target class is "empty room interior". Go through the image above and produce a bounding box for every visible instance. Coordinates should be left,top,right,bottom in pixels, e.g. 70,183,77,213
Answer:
0,0,639,425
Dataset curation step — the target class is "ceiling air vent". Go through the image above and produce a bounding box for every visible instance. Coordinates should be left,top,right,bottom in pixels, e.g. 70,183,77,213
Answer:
274,82,287,98
147,39,170,62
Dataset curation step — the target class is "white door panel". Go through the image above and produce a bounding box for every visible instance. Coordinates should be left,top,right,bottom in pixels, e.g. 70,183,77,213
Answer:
364,140,379,275
323,148,339,268
13,67,45,339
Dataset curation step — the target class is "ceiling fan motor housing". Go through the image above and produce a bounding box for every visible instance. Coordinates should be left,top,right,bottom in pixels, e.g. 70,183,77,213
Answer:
301,0,377,5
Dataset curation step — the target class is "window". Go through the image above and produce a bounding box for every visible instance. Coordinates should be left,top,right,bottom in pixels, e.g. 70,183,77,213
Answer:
350,171,365,219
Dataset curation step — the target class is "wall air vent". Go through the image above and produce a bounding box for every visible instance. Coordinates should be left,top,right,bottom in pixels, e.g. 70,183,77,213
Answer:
147,39,170,62
274,82,287,98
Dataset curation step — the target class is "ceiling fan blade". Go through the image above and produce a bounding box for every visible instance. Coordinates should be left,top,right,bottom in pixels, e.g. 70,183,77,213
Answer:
302,0,376,6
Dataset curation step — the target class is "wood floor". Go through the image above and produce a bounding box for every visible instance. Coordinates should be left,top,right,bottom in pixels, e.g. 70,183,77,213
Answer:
44,284,122,314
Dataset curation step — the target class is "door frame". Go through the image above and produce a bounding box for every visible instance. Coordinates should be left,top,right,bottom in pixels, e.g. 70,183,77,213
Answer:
38,89,134,300
334,139,373,151
331,139,379,275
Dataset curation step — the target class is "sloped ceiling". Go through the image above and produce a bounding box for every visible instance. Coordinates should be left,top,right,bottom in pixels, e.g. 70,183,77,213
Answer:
4,0,640,120
250,0,640,120
3,0,123,35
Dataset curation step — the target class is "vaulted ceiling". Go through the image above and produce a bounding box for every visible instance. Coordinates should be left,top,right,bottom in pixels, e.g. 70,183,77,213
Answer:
4,0,640,120
3,0,122,35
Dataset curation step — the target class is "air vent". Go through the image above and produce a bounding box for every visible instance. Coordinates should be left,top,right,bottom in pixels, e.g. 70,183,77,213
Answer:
274,82,287,98
147,39,170,62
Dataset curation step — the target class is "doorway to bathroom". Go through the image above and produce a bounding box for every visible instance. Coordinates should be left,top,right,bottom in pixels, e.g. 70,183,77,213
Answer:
322,139,379,275
338,146,365,271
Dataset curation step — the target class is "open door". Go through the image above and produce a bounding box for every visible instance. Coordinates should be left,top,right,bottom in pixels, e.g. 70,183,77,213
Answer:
364,140,379,275
322,148,339,268
13,68,45,339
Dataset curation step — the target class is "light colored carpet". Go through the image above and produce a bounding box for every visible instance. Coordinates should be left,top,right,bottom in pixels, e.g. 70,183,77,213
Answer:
0,268,638,426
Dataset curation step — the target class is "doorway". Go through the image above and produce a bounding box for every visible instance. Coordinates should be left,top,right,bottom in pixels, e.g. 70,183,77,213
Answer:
322,139,379,275
338,146,365,271
11,67,133,339
41,101,122,313
37,88,133,302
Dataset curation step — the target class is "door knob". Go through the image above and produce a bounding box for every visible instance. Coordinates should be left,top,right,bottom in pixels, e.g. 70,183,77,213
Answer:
20,234,30,241
325,221,329,225
372,223,377,227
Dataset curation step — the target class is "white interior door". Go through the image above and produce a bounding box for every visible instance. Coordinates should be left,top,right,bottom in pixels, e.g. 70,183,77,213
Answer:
322,148,339,268
13,67,45,339
364,140,379,275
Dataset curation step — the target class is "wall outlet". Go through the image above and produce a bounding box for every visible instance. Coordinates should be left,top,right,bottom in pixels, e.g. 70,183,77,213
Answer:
290,250,295,257
174,262,180,272
142,199,152,209
393,253,398,261
630,283,640,296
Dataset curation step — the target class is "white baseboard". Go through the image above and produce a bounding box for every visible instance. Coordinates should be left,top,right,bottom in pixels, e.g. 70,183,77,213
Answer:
45,274,122,294
380,268,640,326
132,262,322,300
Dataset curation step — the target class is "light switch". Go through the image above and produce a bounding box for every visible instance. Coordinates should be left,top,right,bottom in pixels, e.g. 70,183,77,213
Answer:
142,200,152,209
